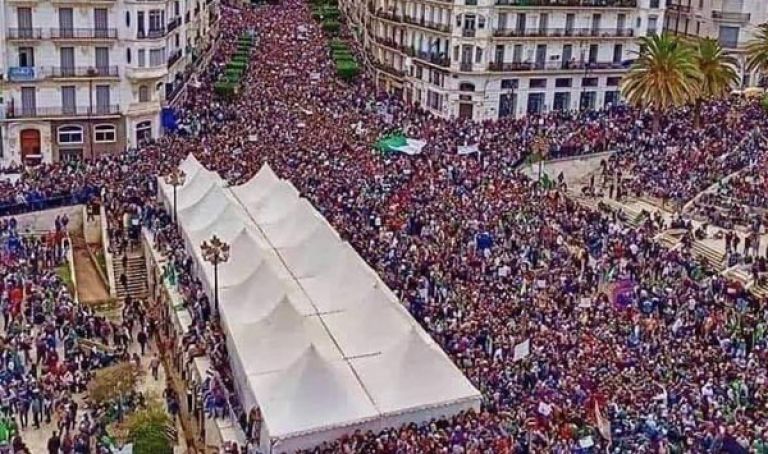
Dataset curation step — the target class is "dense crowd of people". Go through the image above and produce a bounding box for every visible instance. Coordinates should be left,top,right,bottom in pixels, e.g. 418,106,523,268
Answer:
0,0,767,453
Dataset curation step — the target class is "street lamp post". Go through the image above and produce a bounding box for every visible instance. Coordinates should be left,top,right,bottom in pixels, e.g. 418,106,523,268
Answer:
201,235,230,312
532,135,549,183
87,67,98,159
164,168,187,224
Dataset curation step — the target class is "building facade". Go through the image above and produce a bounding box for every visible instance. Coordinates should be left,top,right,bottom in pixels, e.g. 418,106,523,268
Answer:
341,0,665,120
665,0,767,87
0,0,219,165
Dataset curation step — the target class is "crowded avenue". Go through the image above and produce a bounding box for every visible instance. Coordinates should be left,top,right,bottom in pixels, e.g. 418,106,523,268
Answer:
0,0,768,453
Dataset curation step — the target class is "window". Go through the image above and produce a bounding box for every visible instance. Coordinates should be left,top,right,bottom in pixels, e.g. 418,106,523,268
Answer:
136,121,152,143
21,86,36,116
475,47,482,63
18,47,34,67
149,48,165,66
139,85,150,102
613,44,623,64
58,125,83,145
61,85,76,114
126,48,131,64
175,33,180,47
555,78,572,88
94,124,116,143
648,16,658,36
650,0,659,7
138,49,146,67
529,78,547,89
426,90,441,110
605,91,620,106
125,11,130,27
459,82,475,92
149,10,164,31
17,7,33,30
500,79,518,90
582,77,598,87
95,85,110,113
606,77,621,86
718,26,739,49
553,92,570,111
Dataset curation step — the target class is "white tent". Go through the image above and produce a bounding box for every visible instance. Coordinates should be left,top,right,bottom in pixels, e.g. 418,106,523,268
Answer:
158,153,205,204
351,330,482,427
165,161,481,454
231,163,281,207
250,347,379,453
226,299,342,412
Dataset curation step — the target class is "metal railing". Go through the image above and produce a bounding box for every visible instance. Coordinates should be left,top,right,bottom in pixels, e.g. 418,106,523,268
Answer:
493,27,633,38
666,3,692,13
459,62,473,71
138,28,166,39
167,17,182,32
50,28,118,39
6,104,120,119
167,49,183,68
47,66,119,78
462,28,476,38
402,16,451,33
7,28,43,40
495,0,636,6
712,10,751,22
488,60,625,72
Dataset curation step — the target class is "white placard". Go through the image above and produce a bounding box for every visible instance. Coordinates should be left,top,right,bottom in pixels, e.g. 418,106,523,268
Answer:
513,339,530,361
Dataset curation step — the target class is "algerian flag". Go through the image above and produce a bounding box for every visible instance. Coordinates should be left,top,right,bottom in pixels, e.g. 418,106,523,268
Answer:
375,133,426,156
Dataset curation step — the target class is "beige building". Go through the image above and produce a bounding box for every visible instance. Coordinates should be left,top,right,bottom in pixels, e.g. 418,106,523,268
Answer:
0,0,220,166
665,0,767,87
340,0,666,120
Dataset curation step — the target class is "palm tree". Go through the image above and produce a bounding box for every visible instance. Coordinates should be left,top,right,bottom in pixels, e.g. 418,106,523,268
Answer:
746,23,768,76
690,38,739,126
621,34,701,132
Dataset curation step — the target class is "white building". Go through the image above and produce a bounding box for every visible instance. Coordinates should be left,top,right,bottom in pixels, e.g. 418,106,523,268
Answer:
665,0,767,87
0,0,219,165
341,0,665,120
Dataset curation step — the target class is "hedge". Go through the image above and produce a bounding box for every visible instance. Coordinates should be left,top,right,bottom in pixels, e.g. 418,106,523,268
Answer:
329,40,346,50
335,60,359,80
228,60,248,70
214,82,238,97
322,20,340,34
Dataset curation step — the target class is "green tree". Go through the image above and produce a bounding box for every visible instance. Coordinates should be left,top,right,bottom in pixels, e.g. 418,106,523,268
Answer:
126,399,174,454
621,34,701,132
87,362,139,406
746,23,768,76
690,38,739,126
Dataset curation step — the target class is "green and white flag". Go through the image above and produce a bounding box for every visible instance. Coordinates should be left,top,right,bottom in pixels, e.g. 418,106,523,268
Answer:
375,133,426,156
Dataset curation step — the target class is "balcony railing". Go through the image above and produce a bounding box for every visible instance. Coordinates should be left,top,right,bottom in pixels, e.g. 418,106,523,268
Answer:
411,50,450,67
6,104,120,119
493,27,633,38
495,0,636,6
50,28,118,39
459,62,473,71
138,28,166,39
167,17,182,32
488,60,625,72
46,66,119,78
371,61,406,78
462,28,476,38
7,28,43,40
167,49,183,68
666,3,692,13
402,16,451,33
712,10,750,22
375,10,403,23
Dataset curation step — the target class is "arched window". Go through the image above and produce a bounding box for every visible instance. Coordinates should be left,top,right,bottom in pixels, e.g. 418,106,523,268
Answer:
57,125,83,145
138,85,150,102
126,48,132,64
125,12,130,27
94,124,116,143
136,121,152,143
459,82,475,92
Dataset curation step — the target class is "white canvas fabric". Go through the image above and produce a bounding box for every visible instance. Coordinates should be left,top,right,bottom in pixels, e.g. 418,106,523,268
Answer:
260,199,326,248
174,169,223,211
278,225,343,279
245,181,300,224
351,329,482,415
249,348,379,440
232,163,281,206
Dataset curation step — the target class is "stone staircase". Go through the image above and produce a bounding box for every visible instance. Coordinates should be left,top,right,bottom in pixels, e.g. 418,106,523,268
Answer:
112,251,148,301
690,241,727,272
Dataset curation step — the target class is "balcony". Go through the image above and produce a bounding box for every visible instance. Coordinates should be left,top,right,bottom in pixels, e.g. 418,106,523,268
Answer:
7,67,43,82
371,61,406,78
402,16,451,34
666,3,692,13
50,28,118,40
407,49,450,67
712,10,750,23
6,105,120,119
372,36,410,54
459,62,473,71
126,65,168,80
493,27,633,38
495,0,636,6
375,10,403,23
167,49,183,68
167,17,182,32
137,29,166,39
7,28,43,41
46,66,119,79
462,28,476,38
488,60,626,72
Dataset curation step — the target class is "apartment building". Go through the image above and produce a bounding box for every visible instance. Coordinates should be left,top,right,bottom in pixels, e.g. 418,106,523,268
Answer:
341,0,665,120
665,0,767,86
0,0,219,166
